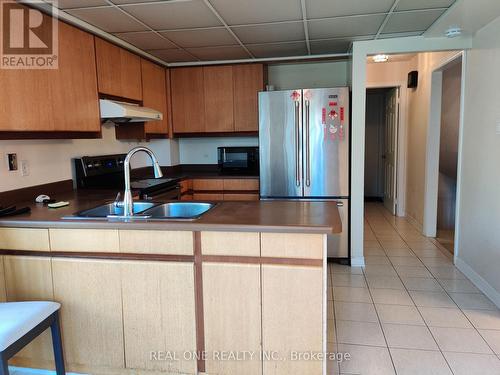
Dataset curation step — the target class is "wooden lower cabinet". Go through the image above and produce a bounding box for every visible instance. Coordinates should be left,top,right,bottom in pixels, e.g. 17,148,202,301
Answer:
223,193,259,201
262,265,323,375
193,193,224,201
203,263,262,375
3,256,54,366
121,261,197,373
52,259,125,370
0,256,6,302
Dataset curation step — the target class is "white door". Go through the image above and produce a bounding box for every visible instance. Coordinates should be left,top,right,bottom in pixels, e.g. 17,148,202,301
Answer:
383,88,399,214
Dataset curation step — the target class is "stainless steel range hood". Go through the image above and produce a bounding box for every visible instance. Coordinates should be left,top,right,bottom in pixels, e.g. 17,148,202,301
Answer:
99,99,163,123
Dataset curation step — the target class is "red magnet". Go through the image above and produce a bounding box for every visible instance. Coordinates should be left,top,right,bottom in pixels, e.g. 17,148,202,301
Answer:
291,91,301,102
322,108,326,124
340,107,345,122
329,101,338,107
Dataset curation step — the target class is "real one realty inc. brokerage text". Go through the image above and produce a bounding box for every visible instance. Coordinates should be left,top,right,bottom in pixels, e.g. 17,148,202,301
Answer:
150,350,352,362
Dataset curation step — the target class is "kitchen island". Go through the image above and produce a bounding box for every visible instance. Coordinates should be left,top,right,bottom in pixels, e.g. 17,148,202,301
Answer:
0,195,341,375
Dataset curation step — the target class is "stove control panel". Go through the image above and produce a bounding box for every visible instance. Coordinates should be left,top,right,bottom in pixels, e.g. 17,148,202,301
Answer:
76,154,126,177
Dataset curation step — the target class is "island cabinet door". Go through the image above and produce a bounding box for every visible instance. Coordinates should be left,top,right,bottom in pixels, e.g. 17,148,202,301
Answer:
0,257,6,302
262,264,324,375
3,256,54,367
203,262,263,375
120,261,197,374
51,259,125,370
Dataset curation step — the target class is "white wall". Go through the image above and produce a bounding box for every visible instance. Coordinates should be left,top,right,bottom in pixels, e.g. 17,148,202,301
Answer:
0,124,174,192
455,16,500,305
267,60,348,90
405,51,458,225
178,137,258,164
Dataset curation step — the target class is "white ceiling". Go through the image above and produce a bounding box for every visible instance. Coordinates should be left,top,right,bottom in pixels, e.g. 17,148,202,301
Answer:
50,0,457,64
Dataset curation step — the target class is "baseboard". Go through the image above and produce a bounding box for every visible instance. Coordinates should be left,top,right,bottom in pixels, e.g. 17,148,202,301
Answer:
455,257,500,309
350,256,365,267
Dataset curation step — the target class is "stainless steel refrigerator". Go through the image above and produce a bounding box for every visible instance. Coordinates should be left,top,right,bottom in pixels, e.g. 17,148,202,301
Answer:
259,87,350,259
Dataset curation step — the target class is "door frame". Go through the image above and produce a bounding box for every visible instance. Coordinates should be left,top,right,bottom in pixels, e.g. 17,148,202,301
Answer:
366,82,407,217
422,51,466,260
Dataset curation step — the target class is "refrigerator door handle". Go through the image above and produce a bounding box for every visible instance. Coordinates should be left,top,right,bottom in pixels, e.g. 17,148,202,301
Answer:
305,99,311,187
294,101,301,187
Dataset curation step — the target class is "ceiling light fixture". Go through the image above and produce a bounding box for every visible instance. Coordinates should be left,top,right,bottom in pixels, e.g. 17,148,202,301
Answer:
372,54,389,63
445,26,462,38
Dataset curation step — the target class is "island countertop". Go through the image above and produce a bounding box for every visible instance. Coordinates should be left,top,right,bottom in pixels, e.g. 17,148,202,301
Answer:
0,190,342,234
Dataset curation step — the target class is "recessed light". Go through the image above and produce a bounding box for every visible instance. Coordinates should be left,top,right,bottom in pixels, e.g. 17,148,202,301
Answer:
372,54,389,63
445,27,462,38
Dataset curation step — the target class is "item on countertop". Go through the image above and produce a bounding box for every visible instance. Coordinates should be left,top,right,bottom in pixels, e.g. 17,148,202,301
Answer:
47,201,70,209
0,206,31,217
35,194,50,203
35,194,56,204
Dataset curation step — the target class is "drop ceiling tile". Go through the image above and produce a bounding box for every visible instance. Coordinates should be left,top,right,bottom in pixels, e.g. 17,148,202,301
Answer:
115,31,177,50
57,0,107,9
122,0,222,30
396,0,455,11
209,0,302,25
232,22,305,44
147,48,198,63
67,6,148,32
308,14,385,39
310,39,352,54
383,9,446,34
247,41,308,58
162,28,236,48
306,0,393,19
186,45,250,60
310,35,373,54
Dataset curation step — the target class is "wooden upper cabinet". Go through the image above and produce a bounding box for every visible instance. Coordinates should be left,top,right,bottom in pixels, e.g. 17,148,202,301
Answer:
233,64,265,132
51,22,100,132
171,67,205,134
95,38,142,101
203,66,234,132
141,58,169,135
0,19,100,133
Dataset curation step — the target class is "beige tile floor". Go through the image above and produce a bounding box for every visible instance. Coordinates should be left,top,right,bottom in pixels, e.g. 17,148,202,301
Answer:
327,203,500,375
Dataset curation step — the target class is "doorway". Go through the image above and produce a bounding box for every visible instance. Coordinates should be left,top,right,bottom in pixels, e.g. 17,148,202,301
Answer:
364,87,400,215
423,53,464,255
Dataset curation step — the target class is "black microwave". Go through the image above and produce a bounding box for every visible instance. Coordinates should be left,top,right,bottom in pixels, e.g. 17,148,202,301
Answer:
217,147,259,175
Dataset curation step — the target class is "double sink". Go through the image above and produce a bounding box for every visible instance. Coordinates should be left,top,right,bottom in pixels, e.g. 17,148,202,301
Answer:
67,202,216,221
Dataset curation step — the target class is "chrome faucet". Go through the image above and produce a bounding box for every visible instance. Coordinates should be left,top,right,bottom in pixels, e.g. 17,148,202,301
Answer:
120,146,163,217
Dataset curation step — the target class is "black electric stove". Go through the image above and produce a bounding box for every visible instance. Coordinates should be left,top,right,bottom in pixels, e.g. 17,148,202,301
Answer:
74,154,180,200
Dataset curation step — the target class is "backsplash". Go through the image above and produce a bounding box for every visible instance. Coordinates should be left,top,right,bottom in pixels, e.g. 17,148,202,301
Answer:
0,124,177,193
178,136,259,164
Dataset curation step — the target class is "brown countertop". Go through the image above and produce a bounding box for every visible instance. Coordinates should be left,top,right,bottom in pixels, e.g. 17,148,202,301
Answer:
0,190,342,234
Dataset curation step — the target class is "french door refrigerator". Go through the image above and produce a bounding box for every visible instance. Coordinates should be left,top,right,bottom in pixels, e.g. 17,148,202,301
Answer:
259,87,350,259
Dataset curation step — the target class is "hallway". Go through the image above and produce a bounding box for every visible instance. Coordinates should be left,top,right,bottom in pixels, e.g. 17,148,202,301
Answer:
327,203,500,374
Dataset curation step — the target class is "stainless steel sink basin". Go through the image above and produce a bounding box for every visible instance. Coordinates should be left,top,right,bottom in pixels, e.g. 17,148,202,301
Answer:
72,202,157,218
141,202,216,220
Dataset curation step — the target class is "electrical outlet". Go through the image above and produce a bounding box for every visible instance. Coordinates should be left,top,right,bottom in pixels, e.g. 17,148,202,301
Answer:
7,153,17,171
20,160,29,176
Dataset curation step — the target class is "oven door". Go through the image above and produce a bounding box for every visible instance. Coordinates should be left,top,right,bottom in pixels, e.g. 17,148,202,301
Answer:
141,185,180,201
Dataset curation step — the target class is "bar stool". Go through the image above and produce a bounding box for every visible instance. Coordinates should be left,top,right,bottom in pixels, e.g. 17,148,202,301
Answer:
0,301,65,375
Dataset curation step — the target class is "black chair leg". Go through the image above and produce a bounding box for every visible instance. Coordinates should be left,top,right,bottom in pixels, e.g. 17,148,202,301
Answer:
50,312,66,375
0,354,9,375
